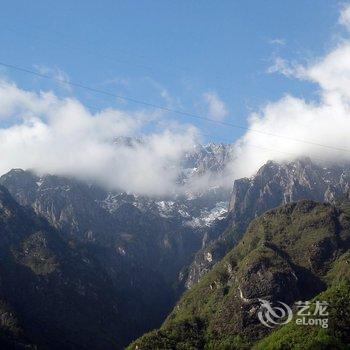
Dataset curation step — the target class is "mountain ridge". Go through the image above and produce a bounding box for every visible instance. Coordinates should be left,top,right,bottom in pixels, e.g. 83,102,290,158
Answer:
0,185,125,349
184,157,350,288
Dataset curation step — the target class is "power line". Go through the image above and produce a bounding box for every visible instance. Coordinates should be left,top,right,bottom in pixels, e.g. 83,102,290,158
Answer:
1,60,350,154
199,132,327,162
0,25,218,81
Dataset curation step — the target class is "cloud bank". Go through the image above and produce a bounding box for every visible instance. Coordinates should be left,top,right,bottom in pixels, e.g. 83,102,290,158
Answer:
230,4,350,179
0,80,200,196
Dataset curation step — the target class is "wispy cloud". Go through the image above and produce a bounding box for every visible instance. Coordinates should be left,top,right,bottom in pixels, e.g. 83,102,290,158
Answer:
268,38,286,46
34,65,72,92
203,91,229,121
266,56,305,77
339,3,350,29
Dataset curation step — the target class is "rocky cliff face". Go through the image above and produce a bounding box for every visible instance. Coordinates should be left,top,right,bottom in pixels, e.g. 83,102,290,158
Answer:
184,158,350,288
181,142,234,178
0,168,228,279
228,158,350,214
0,170,201,344
0,185,125,349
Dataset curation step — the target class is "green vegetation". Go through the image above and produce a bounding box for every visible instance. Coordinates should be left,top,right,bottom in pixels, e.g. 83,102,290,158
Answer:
128,200,350,349
12,231,60,275
254,281,350,350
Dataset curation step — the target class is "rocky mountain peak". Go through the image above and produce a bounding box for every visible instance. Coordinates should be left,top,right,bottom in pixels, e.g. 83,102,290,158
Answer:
229,158,350,215
185,158,350,289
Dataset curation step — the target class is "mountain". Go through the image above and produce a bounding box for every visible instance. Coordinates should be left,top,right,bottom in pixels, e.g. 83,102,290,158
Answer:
0,143,234,284
0,185,126,349
113,138,234,193
0,143,233,346
128,199,350,349
3,148,350,348
0,170,191,344
184,158,350,288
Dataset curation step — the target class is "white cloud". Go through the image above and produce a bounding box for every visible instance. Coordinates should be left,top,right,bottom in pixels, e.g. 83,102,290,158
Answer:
304,43,350,100
0,79,199,196
0,80,58,119
268,38,286,46
267,57,305,78
339,3,350,30
229,4,350,179
267,57,291,75
203,91,229,121
34,65,72,92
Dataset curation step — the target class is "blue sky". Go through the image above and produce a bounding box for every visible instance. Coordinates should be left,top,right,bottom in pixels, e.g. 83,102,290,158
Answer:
0,0,345,143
